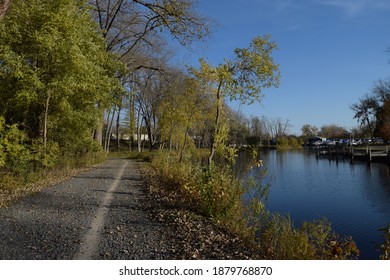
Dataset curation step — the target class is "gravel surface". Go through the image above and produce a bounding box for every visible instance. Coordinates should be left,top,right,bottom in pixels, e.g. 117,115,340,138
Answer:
0,158,261,260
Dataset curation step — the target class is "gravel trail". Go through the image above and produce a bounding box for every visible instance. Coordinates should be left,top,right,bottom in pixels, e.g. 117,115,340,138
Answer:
0,158,171,260
0,158,261,260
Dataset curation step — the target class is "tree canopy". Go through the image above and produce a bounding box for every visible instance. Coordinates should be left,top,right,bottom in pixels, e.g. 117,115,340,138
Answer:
0,0,122,157
351,79,390,140
191,35,280,164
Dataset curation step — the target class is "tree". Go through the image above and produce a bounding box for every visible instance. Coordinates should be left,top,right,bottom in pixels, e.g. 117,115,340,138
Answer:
0,0,121,155
301,124,319,138
250,116,263,138
351,79,390,140
89,0,210,146
351,95,378,140
191,35,280,164
90,0,209,57
132,68,163,151
372,80,390,140
260,116,290,141
319,124,348,138
377,100,390,141
227,109,250,147
157,70,212,161
246,116,266,146
270,117,291,140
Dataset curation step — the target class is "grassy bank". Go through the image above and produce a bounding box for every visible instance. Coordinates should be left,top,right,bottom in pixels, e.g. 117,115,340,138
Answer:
146,150,361,260
0,151,106,208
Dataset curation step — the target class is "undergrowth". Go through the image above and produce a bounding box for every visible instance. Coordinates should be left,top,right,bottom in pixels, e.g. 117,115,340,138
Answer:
0,124,106,206
148,149,360,260
379,224,390,260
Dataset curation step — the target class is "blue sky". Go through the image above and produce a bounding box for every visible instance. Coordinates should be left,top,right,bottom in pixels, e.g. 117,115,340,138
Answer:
174,0,390,135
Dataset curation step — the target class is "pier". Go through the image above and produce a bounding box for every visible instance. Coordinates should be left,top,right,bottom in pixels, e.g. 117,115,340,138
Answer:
315,145,390,164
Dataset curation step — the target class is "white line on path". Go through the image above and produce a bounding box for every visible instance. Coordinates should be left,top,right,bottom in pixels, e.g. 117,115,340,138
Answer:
74,161,128,260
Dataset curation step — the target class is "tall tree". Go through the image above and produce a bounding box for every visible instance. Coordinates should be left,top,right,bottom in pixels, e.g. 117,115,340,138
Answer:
372,80,390,140
90,0,209,56
0,0,121,154
191,35,280,164
350,95,377,140
351,80,390,140
301,124,319,138
89,0,210,146
319,124,348,138
156,70,211,160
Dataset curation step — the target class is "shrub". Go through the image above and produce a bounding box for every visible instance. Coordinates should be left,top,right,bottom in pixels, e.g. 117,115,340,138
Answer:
0,115,105,191
277,137,289,148
31,140,60,170
150,151,245,231
0,117,33,176
277,136,303,149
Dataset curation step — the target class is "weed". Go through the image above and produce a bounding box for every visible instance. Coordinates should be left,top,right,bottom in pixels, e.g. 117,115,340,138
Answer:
379,224,390,260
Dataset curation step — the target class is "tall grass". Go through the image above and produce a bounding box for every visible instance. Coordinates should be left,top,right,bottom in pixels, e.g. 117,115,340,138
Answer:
379,224,390,260
148,149,360,260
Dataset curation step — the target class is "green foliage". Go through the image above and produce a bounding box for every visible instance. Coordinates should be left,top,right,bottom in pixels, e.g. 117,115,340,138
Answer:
214,121,237,164
191,35,280,163
0,118,7,167
254,214,359,260
277,136,303,149
260,214,316,259
231,35,281,103
156,74,212,158
1,116,75,178
276,137,289,148
193,35,280,104
150,151,246,230
0,117,32,175
0,0,122,155
31,140,60,169
0,0,119,186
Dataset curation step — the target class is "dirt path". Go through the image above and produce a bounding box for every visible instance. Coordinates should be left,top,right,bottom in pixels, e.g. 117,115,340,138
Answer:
74,160,128,259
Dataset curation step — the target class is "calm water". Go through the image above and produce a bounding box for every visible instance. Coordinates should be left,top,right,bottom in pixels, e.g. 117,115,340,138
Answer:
239,149,390,259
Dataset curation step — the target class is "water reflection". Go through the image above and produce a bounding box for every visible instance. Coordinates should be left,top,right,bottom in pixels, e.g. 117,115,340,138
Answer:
238,148,390,259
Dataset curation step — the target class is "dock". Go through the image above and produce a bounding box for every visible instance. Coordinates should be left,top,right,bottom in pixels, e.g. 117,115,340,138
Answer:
315,145,390,164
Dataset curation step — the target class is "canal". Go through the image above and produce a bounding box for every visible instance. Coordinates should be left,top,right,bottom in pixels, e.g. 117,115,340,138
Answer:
240,148,390,259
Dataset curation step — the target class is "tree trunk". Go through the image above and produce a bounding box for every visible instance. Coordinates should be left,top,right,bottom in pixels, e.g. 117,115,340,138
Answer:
103,109,111,151
105,107,116,152
94,106,104,147
179,127,190,163
116,101,122,152
144,117,154,151
169,129,173,151
43,93,51,149
129,93,135,152
366,116,374,142
137,107,142,153
208,81,223,165
107,109,116,153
